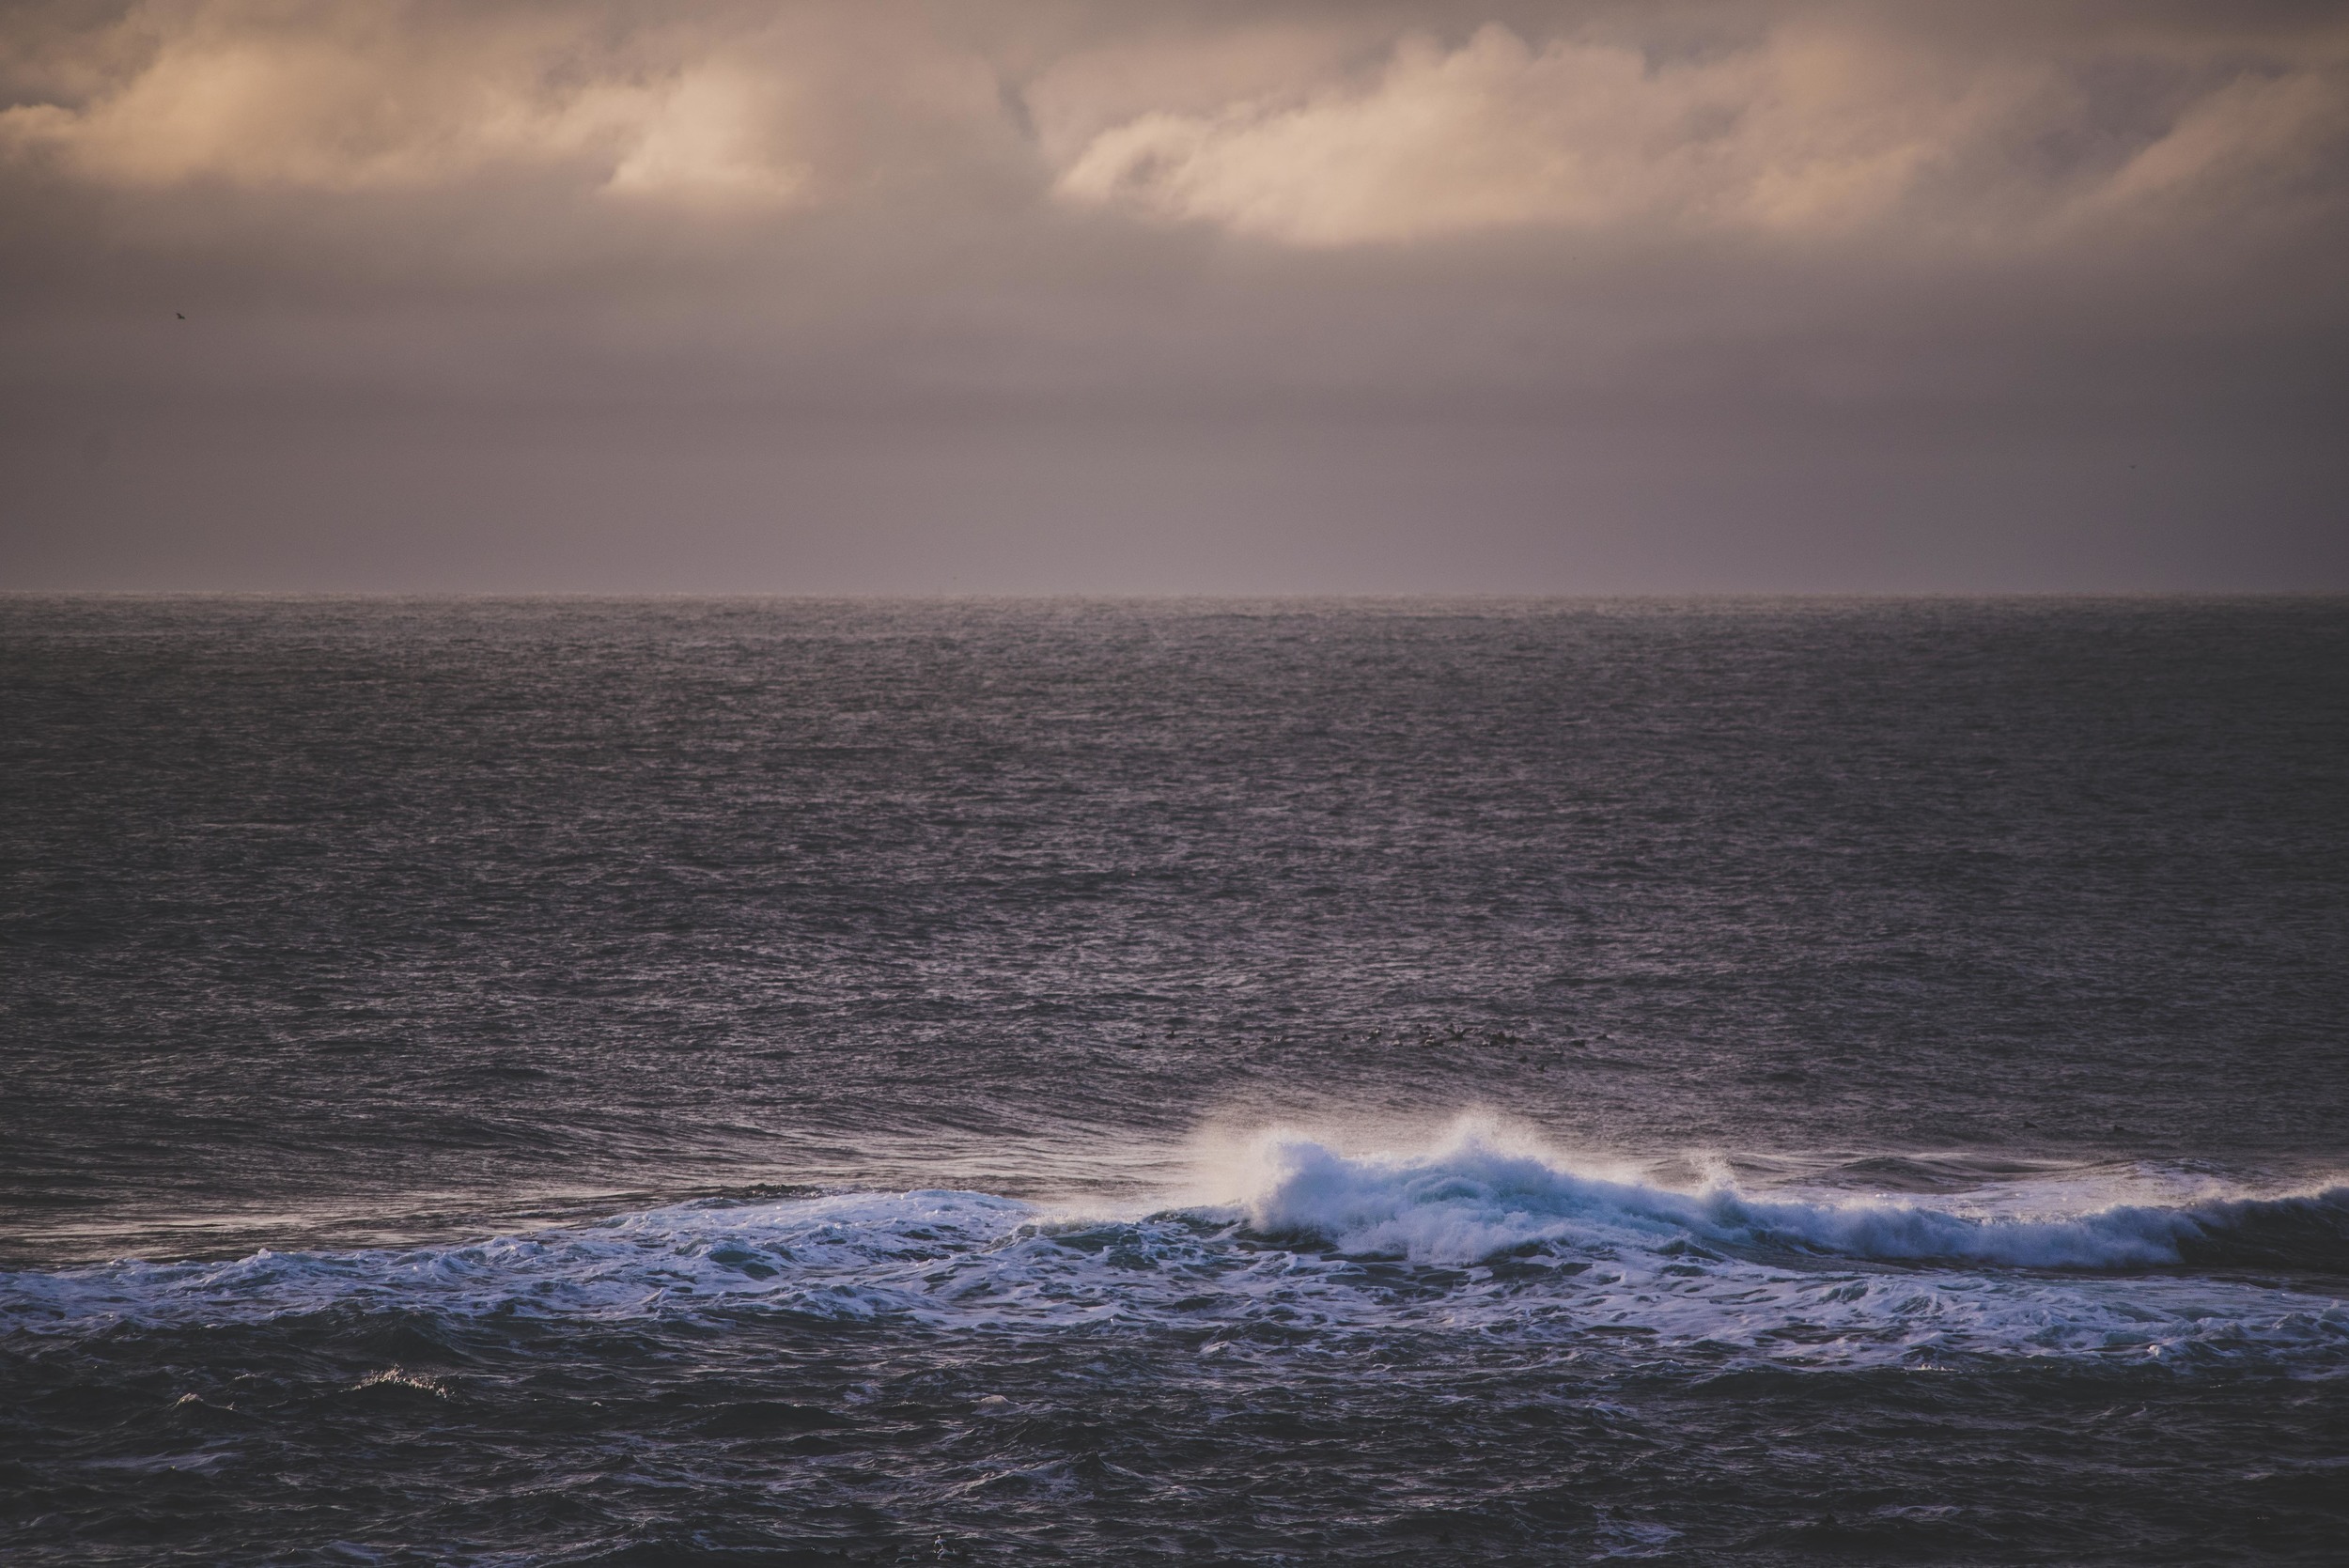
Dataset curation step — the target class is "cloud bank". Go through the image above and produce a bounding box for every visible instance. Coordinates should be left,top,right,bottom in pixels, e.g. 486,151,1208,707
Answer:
9,3,2344,240
1052,21,2349,244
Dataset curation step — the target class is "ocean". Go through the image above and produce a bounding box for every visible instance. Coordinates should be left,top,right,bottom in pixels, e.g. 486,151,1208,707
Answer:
3,596,2345,1564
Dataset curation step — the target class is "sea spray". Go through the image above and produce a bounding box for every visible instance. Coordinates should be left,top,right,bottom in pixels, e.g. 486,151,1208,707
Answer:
1221,1120,2349,1272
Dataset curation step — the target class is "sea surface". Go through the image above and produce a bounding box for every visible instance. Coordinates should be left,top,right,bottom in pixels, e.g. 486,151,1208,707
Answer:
3,596,2346,1564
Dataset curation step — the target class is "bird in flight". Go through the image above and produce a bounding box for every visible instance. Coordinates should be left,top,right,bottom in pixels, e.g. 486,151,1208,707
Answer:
176,312,185,319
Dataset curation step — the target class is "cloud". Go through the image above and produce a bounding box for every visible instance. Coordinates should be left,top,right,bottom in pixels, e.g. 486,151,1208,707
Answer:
1049,19,2349,246
5,2,2342,246
600,63,809,205
2092,65,2349,213
0,1,870,207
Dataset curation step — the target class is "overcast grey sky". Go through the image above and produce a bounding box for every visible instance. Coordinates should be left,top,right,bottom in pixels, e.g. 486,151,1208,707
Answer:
3,0,2343,592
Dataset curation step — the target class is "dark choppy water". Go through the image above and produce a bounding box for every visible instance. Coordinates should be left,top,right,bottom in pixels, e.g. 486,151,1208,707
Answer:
4,596,2346,1564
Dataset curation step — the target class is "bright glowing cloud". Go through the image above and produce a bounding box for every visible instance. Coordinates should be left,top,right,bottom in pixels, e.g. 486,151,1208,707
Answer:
2,3,2342,245
601,64,808,205
0,2,811,206
1050,22,2349,245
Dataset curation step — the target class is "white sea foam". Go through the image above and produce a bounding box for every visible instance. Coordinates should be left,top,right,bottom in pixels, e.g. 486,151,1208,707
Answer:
5,1125,2344,1372
1215,1123,2345,1270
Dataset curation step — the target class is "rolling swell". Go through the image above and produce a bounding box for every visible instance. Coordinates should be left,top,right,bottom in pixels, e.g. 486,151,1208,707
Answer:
8,1132,2346,1373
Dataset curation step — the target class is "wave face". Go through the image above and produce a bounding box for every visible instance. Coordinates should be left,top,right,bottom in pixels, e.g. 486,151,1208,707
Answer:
10,1131,2346,1373
1236,1130,2349,1272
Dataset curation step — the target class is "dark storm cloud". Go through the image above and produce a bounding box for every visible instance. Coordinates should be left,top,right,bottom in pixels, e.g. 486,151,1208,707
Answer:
2,0,2344,590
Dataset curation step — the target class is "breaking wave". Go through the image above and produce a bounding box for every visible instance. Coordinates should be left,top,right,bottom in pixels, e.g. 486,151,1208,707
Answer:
5,1126,2345,1372
1230,1128,2349,1273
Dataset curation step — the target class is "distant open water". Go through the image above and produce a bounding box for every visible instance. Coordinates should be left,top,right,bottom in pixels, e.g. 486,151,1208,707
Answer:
3,597,2346,1564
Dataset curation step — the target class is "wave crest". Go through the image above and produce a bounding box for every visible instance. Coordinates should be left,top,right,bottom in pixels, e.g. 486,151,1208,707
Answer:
1230,1127,2349,1273
6,1126,2345,1372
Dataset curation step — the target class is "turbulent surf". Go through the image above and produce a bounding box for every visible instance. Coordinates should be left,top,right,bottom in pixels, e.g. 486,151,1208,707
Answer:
11,1129,2348,1374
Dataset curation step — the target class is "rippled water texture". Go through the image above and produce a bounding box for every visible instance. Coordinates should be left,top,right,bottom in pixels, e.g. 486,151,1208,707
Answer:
4,597,2346,1563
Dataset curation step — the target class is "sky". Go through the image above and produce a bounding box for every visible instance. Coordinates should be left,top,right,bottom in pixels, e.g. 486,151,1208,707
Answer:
2,0,2344,593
